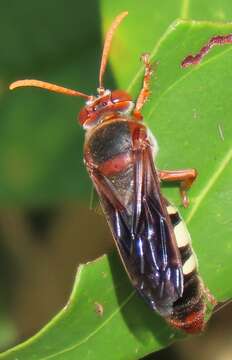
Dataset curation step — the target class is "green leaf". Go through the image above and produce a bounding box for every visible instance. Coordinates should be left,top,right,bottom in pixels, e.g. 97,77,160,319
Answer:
1,17,232,359
100,0,232,90
102,1,232,301
0,253,185,360
142,19,232,299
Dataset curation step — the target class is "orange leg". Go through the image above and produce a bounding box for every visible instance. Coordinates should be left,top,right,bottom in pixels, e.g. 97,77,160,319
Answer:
158,169,198,208
133,53,153,120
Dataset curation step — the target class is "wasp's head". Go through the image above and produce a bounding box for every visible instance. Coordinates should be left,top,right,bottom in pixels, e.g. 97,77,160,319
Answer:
9,12,132,132
78,89,134,130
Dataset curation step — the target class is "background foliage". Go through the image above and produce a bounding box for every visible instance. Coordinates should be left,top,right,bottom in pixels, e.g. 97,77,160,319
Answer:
0,0,232,359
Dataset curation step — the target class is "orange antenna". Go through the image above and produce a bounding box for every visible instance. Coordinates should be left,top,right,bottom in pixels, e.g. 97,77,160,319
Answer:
9,79,91,100
98,11,128,94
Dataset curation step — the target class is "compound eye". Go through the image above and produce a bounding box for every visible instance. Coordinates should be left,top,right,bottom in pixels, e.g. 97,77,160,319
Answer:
111,90,132,103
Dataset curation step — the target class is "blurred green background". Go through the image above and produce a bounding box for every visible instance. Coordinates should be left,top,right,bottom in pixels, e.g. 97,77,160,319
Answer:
0,1,232,359
0,0,114,351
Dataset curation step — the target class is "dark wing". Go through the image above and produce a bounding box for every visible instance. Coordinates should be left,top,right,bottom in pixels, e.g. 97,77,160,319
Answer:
90,146,183,317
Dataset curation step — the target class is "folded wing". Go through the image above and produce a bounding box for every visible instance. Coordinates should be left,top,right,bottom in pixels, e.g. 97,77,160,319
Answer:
91,145,184,317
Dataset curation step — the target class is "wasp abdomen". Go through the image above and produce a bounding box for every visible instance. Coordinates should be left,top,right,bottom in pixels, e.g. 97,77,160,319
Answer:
166,204,205,333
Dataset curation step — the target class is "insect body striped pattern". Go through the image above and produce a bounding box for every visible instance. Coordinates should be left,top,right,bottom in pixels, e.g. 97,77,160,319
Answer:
9,11,217,333
165,203,206,333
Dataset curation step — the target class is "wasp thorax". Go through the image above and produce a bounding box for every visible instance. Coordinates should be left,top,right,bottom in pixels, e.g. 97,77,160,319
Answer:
79,89,134,130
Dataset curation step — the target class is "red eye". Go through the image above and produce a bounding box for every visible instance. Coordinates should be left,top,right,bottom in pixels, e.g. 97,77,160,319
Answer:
111,90,132,103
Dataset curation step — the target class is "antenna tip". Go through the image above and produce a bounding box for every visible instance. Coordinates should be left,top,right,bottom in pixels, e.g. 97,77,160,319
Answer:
119,11,129,19
9,82,17,90
9,80,27,91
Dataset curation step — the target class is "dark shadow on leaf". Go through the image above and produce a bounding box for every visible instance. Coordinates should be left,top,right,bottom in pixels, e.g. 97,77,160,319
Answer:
108,251,185,352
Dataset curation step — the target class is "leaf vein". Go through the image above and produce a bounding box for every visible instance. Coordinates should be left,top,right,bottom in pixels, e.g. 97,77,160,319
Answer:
186,147,232,224
127,19,181,93
181,0,189,19
43,291,136,359
147,45,232,121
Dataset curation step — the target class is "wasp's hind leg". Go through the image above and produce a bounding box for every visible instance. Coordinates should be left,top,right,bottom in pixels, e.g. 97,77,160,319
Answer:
158,169,198,208
133,53,153,120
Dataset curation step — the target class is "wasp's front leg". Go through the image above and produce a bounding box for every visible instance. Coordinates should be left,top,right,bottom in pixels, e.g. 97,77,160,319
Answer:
158,169,198,208
133,53,153,120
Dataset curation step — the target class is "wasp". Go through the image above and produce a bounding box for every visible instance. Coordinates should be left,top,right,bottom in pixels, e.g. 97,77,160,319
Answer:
10,12,219,333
